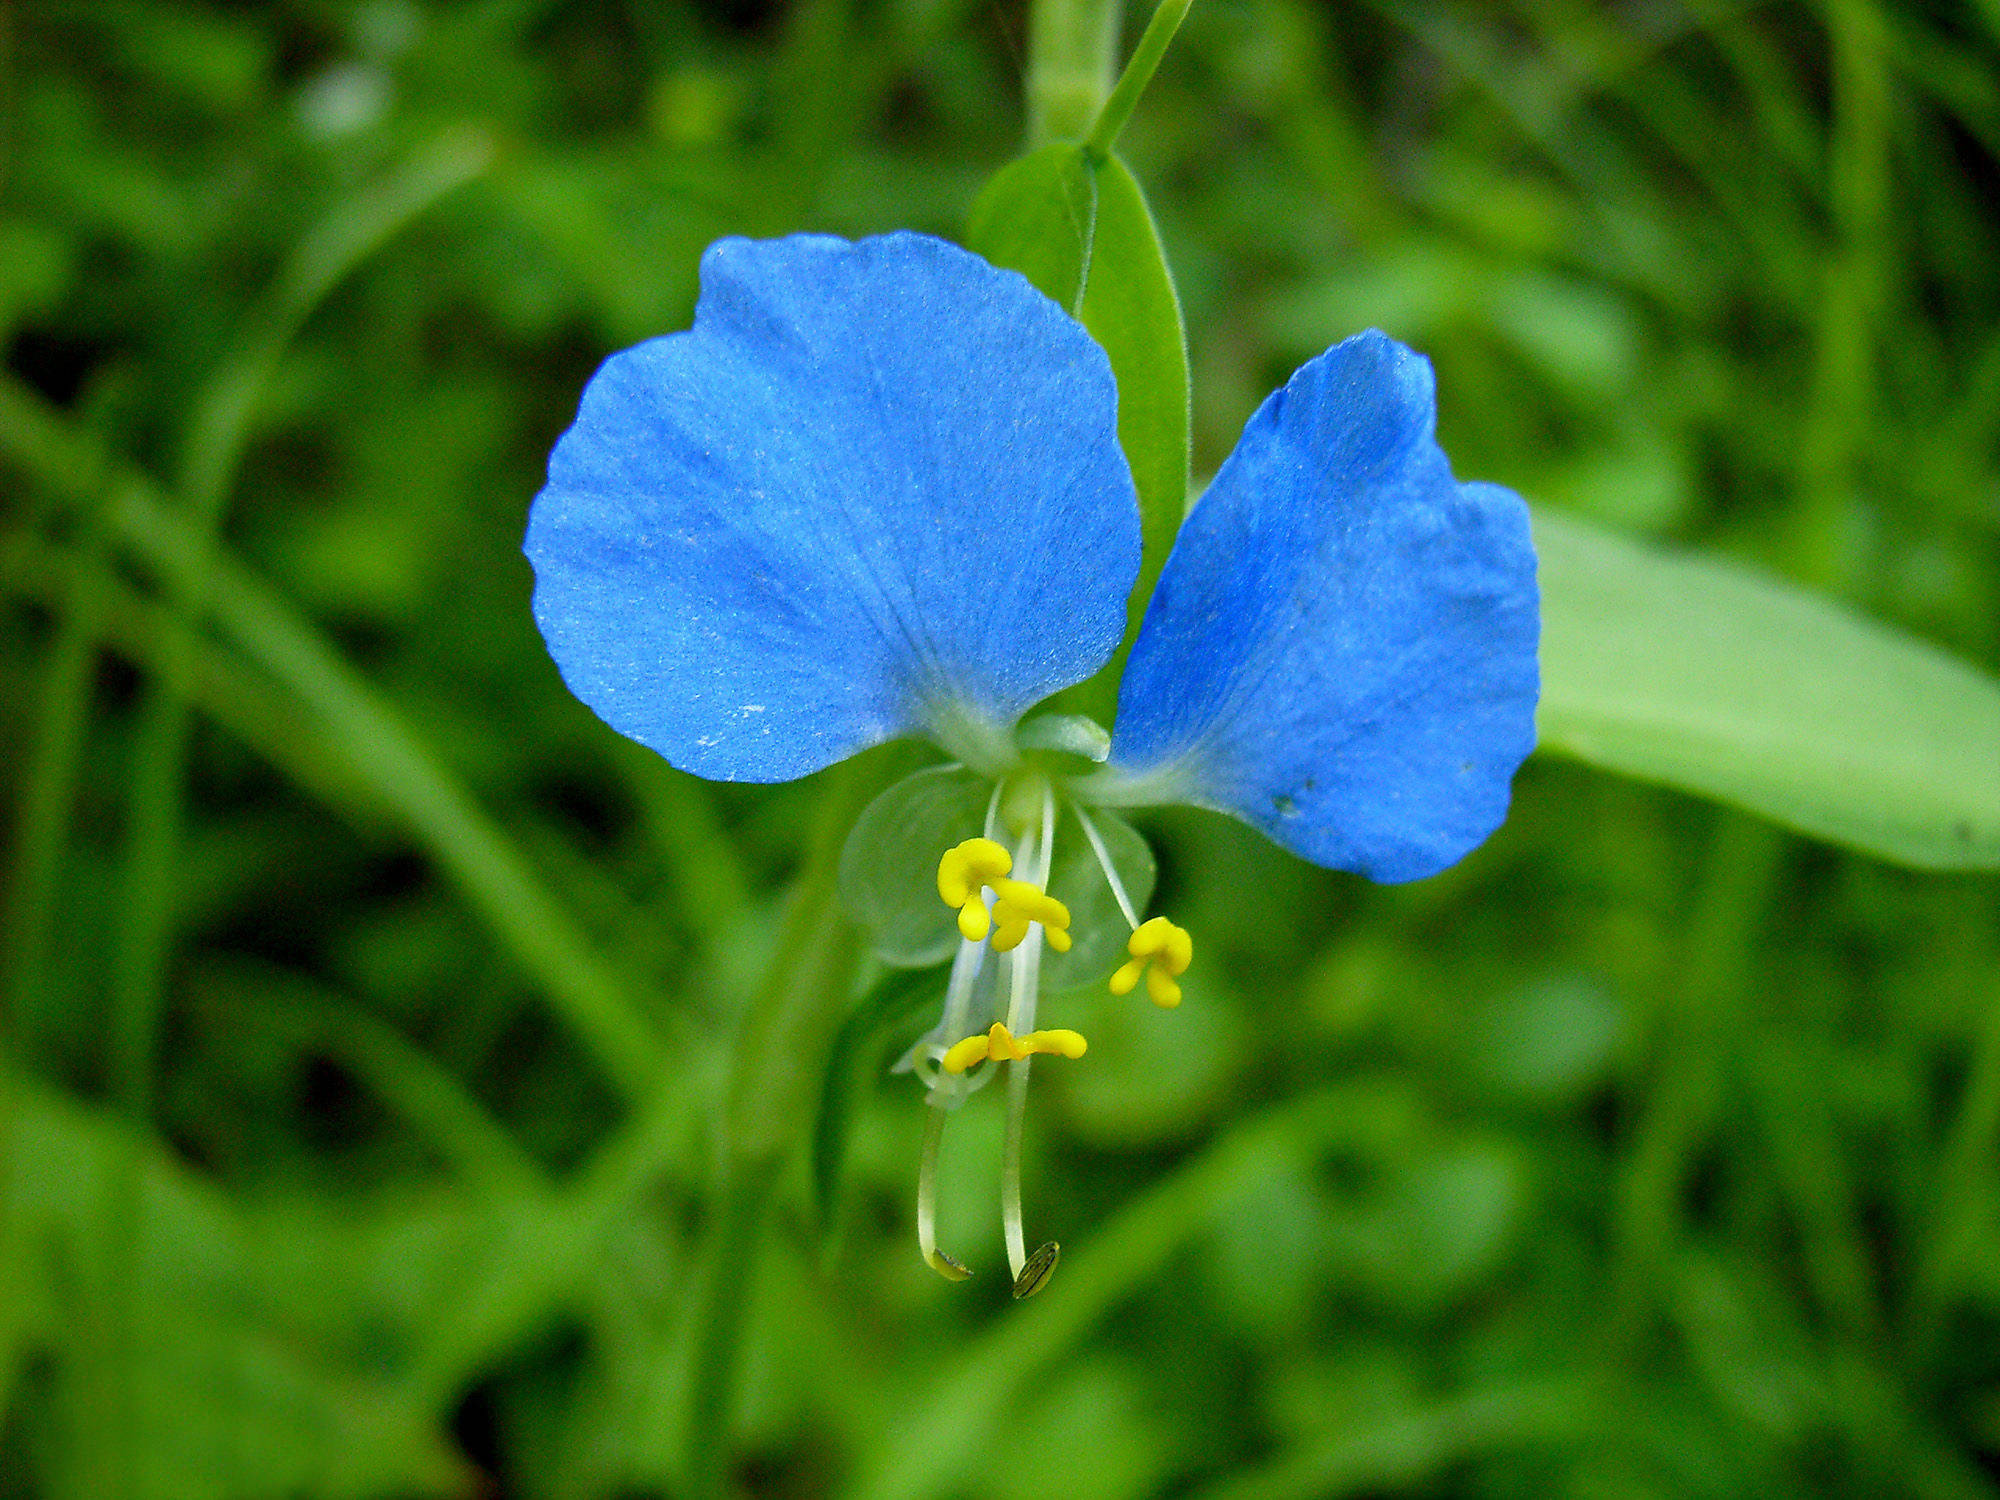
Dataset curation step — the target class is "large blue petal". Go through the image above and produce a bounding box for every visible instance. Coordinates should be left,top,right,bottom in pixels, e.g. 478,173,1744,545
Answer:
525,232,1140,782
1105,331,1539,882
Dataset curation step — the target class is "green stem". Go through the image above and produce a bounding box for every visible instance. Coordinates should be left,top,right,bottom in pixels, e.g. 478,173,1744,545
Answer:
1085,0,1194,160
1028,0,1124,145
679,754,888,1498
1793,0,1888,591
2,468,117,1063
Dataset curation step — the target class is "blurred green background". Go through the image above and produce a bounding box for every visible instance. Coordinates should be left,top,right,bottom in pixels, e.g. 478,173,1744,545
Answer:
4,0,2000,1495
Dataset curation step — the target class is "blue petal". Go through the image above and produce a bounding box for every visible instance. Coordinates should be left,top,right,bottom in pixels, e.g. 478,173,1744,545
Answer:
525,232,1140,782
1106,331,1539,882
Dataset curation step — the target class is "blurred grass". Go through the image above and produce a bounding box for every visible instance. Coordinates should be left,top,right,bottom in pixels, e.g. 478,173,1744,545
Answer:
3,1,1999,1498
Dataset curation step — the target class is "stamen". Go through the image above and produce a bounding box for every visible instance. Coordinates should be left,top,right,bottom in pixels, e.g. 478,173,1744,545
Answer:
916,1105,971,1280
1002,1054,1031,1277
1109,915,1194,1009
990,878,1072,953
998,1042,1063,1294
913,930,992,1093
1071,803,1142,931
941,1021,1088,1074
917,779,1081,1300
1000,780,1064,1040
937,837,1011,943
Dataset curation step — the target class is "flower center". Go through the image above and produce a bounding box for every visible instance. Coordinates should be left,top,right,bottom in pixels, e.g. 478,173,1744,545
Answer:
908,776,1195,1300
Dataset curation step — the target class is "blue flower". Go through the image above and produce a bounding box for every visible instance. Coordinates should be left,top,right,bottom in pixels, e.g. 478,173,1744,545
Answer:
526,231,1538,1294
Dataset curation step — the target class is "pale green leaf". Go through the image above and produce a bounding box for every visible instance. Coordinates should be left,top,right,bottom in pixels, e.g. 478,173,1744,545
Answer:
1534,506,2000,869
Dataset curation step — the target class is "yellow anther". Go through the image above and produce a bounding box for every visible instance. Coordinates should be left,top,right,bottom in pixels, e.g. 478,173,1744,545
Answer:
1109,916,1194,1009
941,1022,1088,1074
937,837,1011,906
940,1032,990,1074
938,838,1011,944
990,878,1072,954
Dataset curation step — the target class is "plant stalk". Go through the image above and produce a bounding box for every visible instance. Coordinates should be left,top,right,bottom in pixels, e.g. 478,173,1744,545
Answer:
1028,0,1124,145
679,754,890,1497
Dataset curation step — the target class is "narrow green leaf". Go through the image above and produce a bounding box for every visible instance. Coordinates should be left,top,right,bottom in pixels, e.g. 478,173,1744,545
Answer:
811,963,949,1232
0,376,669,1101
115,123,495,1151
0,528,387,829
1534,506,2000,869
203,961,544,1194
1078,153,1189,663
3,1079,472,1499
965,141,1097,314
114,483,673,1098
1199,1380,1595,1500
179,125,495,517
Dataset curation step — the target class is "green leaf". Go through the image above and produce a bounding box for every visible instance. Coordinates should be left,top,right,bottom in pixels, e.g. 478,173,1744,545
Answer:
1078,153,1189,660
1534,506,2000,869
967,146,1189,720
966,141,1098,314
811,964,949,1233
0,376,669,1101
